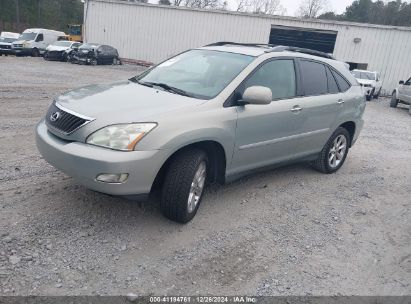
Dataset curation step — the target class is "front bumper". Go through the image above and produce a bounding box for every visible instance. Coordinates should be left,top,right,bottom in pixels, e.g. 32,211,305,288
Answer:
12,48,33,55
0,48,13,54
36,120,169,196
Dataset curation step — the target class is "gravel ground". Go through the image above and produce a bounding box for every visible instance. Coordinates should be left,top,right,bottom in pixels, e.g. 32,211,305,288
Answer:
0,56,410,296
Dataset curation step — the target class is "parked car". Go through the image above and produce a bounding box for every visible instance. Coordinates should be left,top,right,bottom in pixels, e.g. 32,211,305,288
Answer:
36,43,365,223
70,43,121,65
391,77,411,114
352,69,382,101
0,32,20,56
44,41,82,61
12,28,67,57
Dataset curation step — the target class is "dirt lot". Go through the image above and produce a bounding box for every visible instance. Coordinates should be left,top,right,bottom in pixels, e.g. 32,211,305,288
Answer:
0,56,410,296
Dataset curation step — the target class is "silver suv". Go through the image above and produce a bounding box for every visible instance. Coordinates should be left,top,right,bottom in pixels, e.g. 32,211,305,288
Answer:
391,76,411,114
36,43,365,223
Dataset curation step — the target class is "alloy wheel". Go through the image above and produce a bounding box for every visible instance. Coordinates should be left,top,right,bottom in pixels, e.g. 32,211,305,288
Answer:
328,135,347,168
187,161,206,213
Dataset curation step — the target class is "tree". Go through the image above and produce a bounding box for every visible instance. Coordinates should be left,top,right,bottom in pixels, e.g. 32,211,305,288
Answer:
183,0,221,9
297,0,328,18
250,0,285,14
159,0,171,4
234,0,249,12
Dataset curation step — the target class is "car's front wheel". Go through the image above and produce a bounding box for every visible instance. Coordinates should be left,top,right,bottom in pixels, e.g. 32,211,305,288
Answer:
311,127,350,174
160,149,208,223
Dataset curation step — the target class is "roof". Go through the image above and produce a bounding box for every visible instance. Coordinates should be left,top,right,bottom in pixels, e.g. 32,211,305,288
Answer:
90,0,411,33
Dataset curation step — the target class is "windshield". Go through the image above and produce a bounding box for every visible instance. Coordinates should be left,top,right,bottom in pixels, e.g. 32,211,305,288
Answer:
80,43,98,50
0,37,15,43
51,41,72,47
352,71,375,80
19,32,37,41
135,49,255,99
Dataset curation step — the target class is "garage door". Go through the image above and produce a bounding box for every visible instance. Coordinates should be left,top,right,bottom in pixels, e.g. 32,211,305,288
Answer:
269,25,338,54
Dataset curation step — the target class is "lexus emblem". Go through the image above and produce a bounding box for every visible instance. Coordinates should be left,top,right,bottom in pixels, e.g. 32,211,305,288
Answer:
50,111,61,122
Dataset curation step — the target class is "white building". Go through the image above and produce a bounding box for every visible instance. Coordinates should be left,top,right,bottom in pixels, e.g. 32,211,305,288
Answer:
83,0,411,94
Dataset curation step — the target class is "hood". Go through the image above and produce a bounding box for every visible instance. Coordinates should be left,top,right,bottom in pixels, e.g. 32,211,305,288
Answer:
47,45,70,51
355,78,375,86
55,80,206,124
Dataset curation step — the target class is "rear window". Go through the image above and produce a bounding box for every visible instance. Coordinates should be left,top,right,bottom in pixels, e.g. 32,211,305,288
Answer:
332,70,351,92
300,60,328,96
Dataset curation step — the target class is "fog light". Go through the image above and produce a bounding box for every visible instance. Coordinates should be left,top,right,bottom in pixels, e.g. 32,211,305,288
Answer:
96,173,129,184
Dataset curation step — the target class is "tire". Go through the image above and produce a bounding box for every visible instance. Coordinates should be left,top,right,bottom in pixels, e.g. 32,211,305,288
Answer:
160,149,208,223
112,57,119,65
43,52,49,60
374,88,381,99
90,58,98,66
366,94,372,101
32,48,40,57
390,92,399,108
311,127,351,174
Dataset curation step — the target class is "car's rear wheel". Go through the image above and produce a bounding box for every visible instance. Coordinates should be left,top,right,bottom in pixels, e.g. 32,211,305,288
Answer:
390,92,399,108
112,57,120,65
91,58,98,66
160,149,208,223
311,127,350,174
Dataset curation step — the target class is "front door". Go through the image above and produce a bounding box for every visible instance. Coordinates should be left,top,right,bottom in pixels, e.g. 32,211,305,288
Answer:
231,59,307,174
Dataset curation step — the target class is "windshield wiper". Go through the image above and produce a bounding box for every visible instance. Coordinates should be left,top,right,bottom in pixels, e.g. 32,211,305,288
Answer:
139,81,193,97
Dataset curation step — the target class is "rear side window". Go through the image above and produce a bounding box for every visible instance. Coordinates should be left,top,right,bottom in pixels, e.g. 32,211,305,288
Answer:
300,60,328,96
326,67,339,94
331,70,351,92
244,59,296,100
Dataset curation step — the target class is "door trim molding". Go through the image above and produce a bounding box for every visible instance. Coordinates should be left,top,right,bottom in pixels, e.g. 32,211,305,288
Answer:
239,128,330,150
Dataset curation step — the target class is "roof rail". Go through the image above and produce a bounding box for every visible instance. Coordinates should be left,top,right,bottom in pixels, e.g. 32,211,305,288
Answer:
204,42,336,60
205,41,274,48
266,45,335,59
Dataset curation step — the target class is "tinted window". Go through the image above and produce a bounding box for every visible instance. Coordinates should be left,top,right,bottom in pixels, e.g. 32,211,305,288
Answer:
300,60,328,96
244,59,296,100
36,34,44,42
326,67,339,94
332,70,351,92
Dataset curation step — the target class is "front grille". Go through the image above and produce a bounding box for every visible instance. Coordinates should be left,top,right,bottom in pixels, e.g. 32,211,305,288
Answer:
45,103,89,135
13,44,22,48
0,45,11,49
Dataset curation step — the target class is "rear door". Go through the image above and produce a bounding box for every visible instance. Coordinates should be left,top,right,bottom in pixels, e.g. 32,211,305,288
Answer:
294,59,343,151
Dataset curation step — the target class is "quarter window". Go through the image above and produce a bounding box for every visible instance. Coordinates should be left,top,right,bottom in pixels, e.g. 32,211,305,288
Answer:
332,70,351,92
243,59,296,100
300,60,328,96
326,66,339,94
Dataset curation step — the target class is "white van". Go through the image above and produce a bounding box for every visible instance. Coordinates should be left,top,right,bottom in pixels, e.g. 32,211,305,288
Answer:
12,28,67,57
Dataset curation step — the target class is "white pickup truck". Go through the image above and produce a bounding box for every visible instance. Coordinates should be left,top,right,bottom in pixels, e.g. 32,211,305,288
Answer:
352,69,383,101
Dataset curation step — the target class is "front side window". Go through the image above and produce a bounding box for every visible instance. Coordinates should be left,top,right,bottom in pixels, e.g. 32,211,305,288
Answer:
136,49,255,99
243,59,297,100
405,77,411,85
300,60,328,96
36,34,43,42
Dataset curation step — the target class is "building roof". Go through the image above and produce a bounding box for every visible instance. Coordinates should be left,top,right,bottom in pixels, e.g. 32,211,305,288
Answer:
88,0,411,32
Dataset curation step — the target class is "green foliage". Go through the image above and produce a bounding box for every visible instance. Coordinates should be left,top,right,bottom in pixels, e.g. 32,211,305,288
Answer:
318,0,411,27
0,0,84,33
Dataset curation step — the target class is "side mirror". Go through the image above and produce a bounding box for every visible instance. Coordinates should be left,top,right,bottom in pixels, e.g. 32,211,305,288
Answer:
399,80,404,85
241,86,272,105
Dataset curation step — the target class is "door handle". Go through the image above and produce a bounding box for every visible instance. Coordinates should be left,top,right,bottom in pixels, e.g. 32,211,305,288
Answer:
290,106,302,113
337,99,345,104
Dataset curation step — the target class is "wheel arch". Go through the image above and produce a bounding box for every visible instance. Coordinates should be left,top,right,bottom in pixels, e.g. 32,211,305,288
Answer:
151,140,227,193
339,121,356,147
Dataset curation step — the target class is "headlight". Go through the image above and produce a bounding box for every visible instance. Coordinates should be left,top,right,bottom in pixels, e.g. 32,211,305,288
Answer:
86,123,157,151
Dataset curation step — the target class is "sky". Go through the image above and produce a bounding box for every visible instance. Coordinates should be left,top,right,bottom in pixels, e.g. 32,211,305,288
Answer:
281,0,354,16
226,0,355,16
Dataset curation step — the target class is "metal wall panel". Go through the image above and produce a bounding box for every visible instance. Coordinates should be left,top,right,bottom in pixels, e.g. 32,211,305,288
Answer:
84,0,411,93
